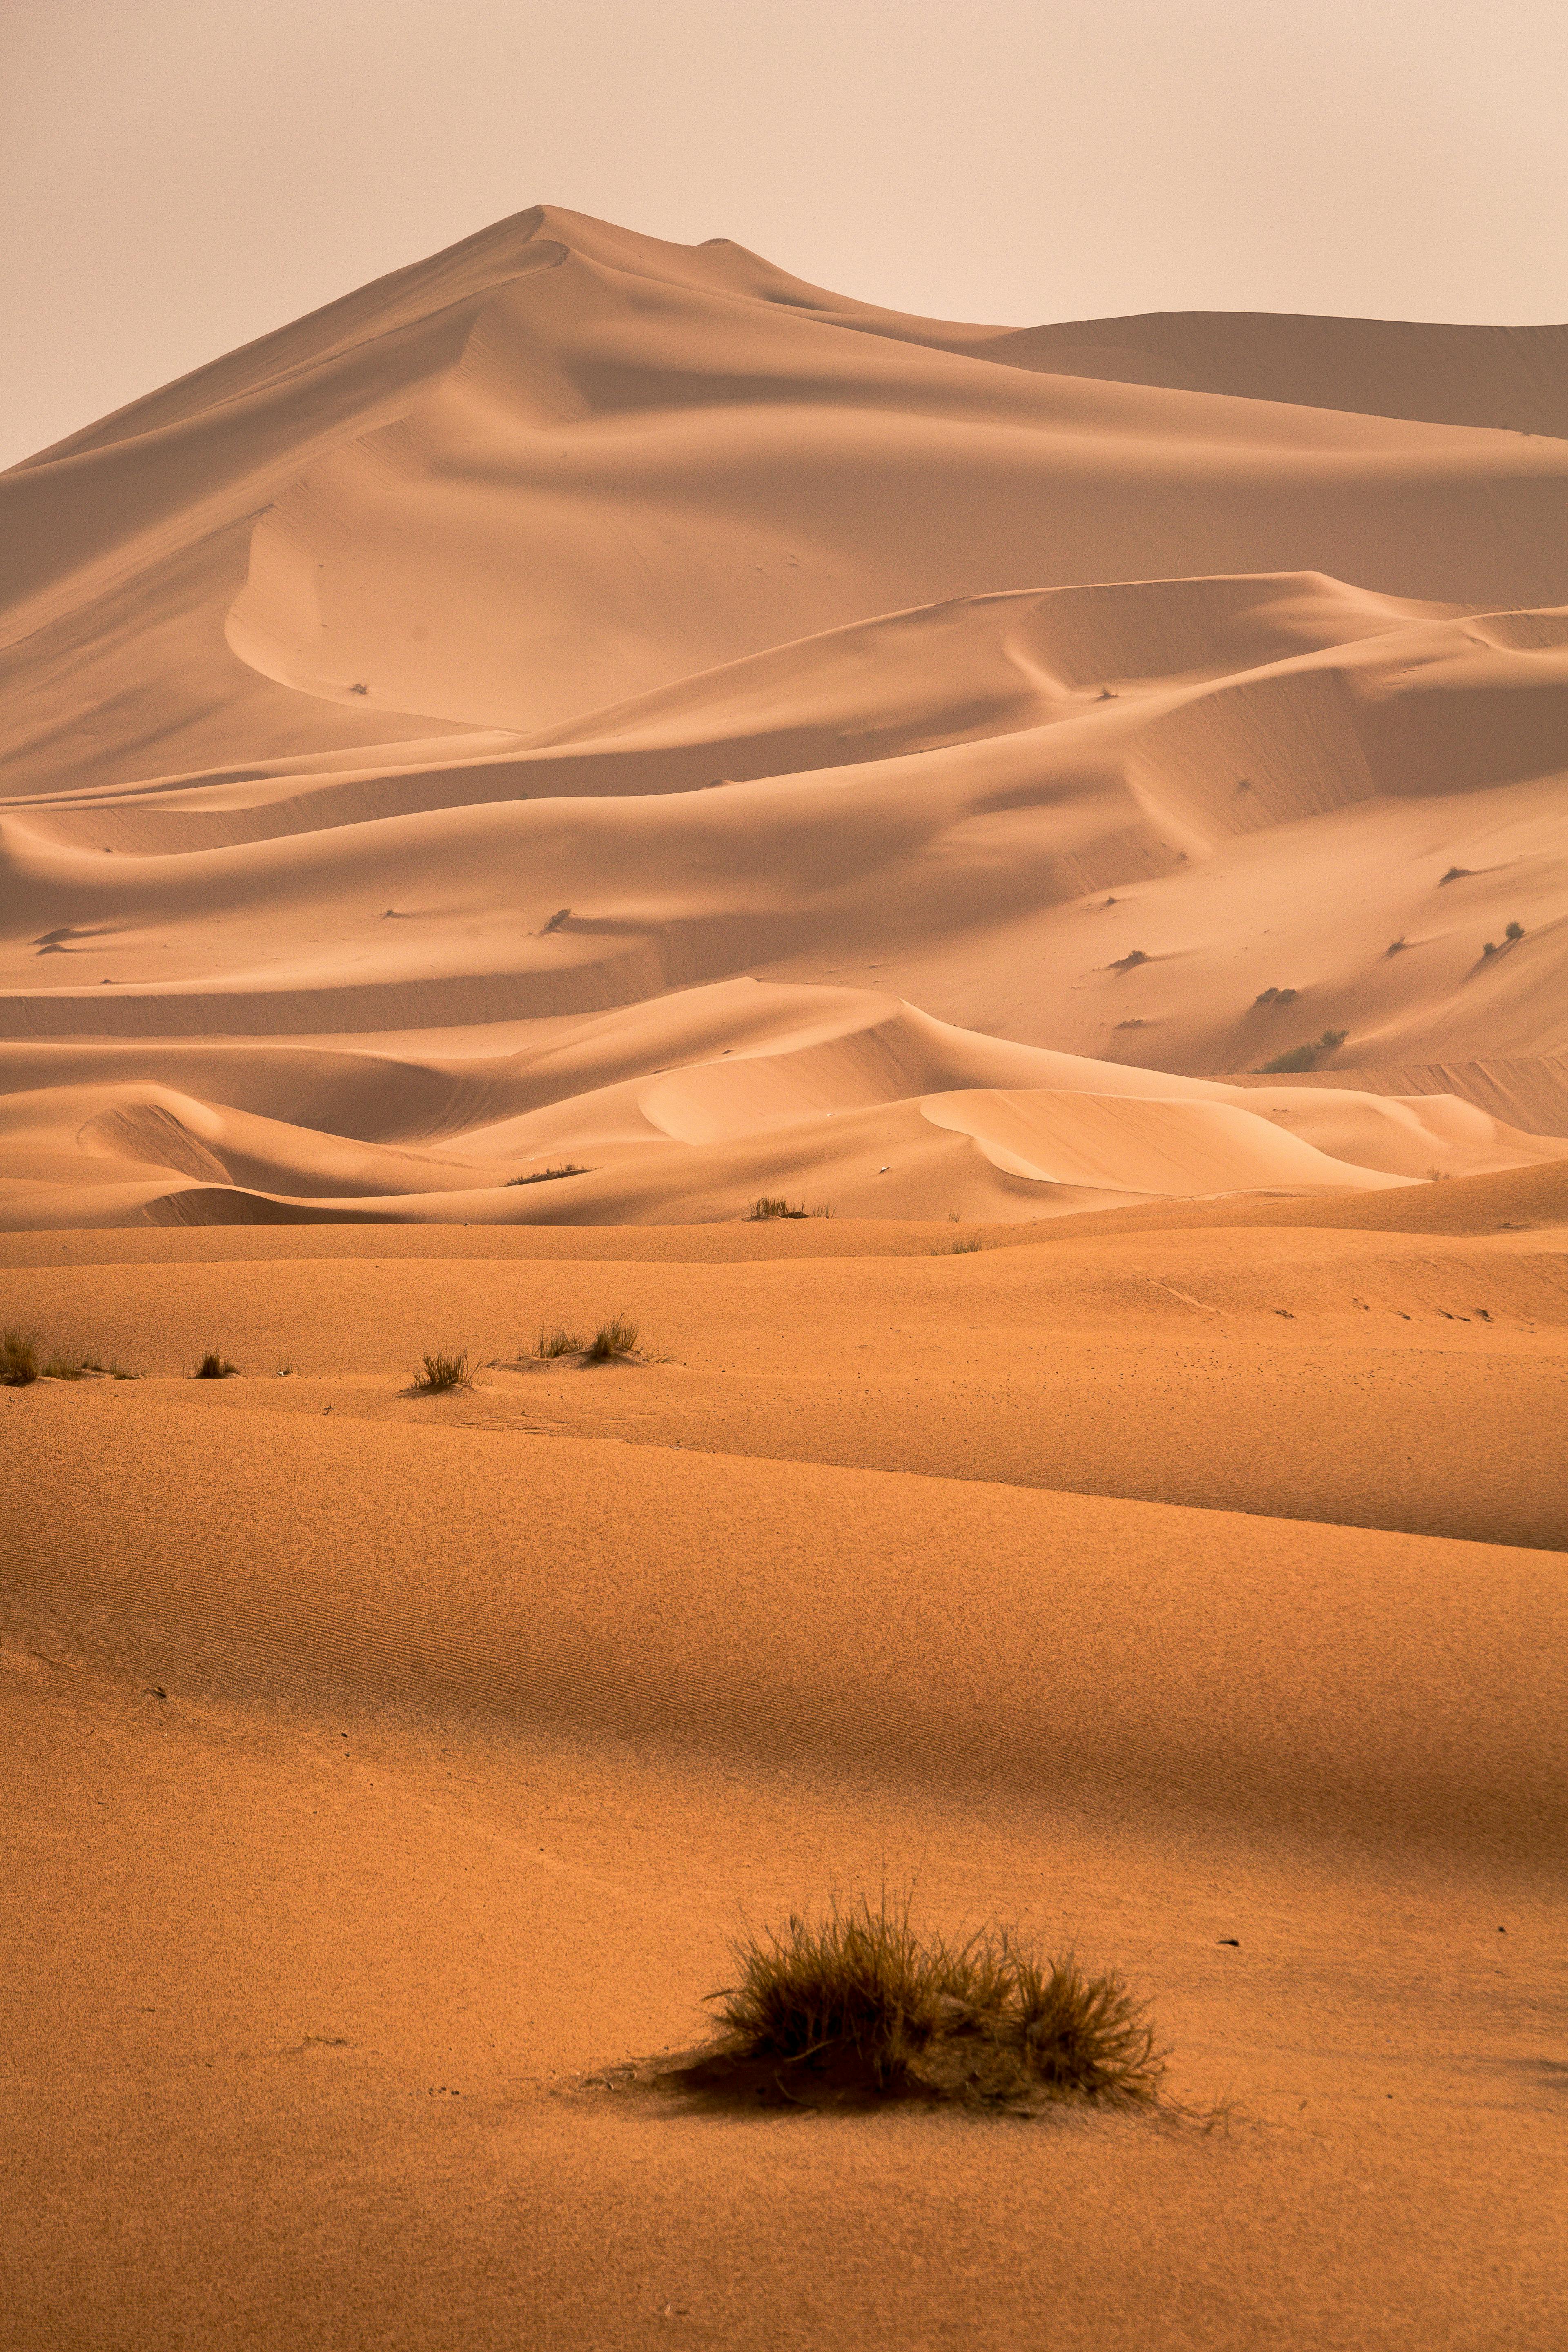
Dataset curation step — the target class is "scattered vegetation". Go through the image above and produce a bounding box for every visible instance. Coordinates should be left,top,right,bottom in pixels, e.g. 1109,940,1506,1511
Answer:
1506,920,1525,941
584,1315,639,1363
1426,1167,1453,1182
540,907,572,935
536,1323,585,1358
945,1236,983,1254
748,1196,808,1220
694,1894,1165,2110
2,1327,39,1386
1109,949,1148,971
1259,1029,1348,1075
1439,866,1472,885
1254,986,1299,1007
194,1352,239,1380
506,1164,590,1186
413,1350,469,1393
1385,936,1406,957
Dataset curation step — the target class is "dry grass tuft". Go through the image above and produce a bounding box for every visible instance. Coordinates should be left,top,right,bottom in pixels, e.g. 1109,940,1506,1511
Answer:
694,1894,1164,2110
584,1315,639,1363
2,1327,39,1386
506,1164,590,1186
748,1195,808,1221
194,1352,239,1380
536,1323,585,1359
414,1349,469,1392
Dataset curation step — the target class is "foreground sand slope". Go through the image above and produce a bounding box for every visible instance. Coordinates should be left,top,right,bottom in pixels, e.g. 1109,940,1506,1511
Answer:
4,1173,1566,1546
4,1226,1565,2348
2,208,1566,1225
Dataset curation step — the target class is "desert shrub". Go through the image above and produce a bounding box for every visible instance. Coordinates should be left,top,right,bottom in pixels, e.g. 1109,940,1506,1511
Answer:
584,1315,639,1363
194,1352,238,1380
2,1327,39,1386
948,1236,982,1254
1259,1027,1347,1075
506,1164,589,1186
1505,920,1525,942
414,1349,469,1392
1439,866,1471,884
703,1894,1163,2109
41,1351,86,1380
1254,986,1299,1007
536,1323,585,1358
1110,949,1148,971
1385,937,1406,957
748,1195,810,1220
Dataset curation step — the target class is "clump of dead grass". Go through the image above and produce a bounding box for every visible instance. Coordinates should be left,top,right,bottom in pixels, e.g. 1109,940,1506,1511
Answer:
693,1894,1164,2110
506,1164,590,1186
536,1323,585,1359
584,1315,639,1363
2,1327,39,1385
413,1348,469,1393
194,1352,239,1380
748,1195,808,1221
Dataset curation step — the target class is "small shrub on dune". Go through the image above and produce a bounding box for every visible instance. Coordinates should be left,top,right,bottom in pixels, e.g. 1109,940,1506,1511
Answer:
584,1315,639,1363
1259,1027,1348,1075
536,1323,585,1359
748,1195,808,1221
194,1352,238,1380
2,1328,39,1386
506,1163,590,1187
948,1236,983,1254
41,1351,87,1380
414,1349,469,1393
697,1894,1163,2110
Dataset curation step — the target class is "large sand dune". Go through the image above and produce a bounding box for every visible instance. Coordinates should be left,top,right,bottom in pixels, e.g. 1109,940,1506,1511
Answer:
4,211,1567,2351
2,205,1566,1225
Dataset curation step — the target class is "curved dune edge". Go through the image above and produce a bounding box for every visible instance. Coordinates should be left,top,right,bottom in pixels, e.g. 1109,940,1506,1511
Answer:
1,979,1562,1229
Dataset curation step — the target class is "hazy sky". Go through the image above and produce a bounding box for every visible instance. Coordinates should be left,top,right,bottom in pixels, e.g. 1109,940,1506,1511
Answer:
5,0,1567,467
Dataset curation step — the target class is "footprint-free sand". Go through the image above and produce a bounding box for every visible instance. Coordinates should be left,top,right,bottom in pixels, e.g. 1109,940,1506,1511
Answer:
2,208,1566,2349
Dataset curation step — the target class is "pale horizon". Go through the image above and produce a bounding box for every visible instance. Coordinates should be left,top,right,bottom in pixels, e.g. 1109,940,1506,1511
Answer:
5,0,1568,470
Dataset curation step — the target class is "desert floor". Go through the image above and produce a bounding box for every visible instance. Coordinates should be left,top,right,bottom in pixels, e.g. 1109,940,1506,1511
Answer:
4,1162,1565,2350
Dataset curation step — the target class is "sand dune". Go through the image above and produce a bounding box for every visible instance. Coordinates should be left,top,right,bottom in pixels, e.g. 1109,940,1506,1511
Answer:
4,208,1568,2350
3,203,1567,1229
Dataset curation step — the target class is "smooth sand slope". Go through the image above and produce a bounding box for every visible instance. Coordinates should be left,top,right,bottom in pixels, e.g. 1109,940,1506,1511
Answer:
4,1180,1567,2349
2,206,1566,1224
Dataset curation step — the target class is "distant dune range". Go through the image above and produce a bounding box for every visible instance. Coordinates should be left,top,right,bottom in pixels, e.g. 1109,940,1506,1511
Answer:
2,203,1566,1219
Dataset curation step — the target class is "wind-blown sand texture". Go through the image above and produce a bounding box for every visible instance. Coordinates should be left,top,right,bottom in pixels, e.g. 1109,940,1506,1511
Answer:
2,213,1566,2350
